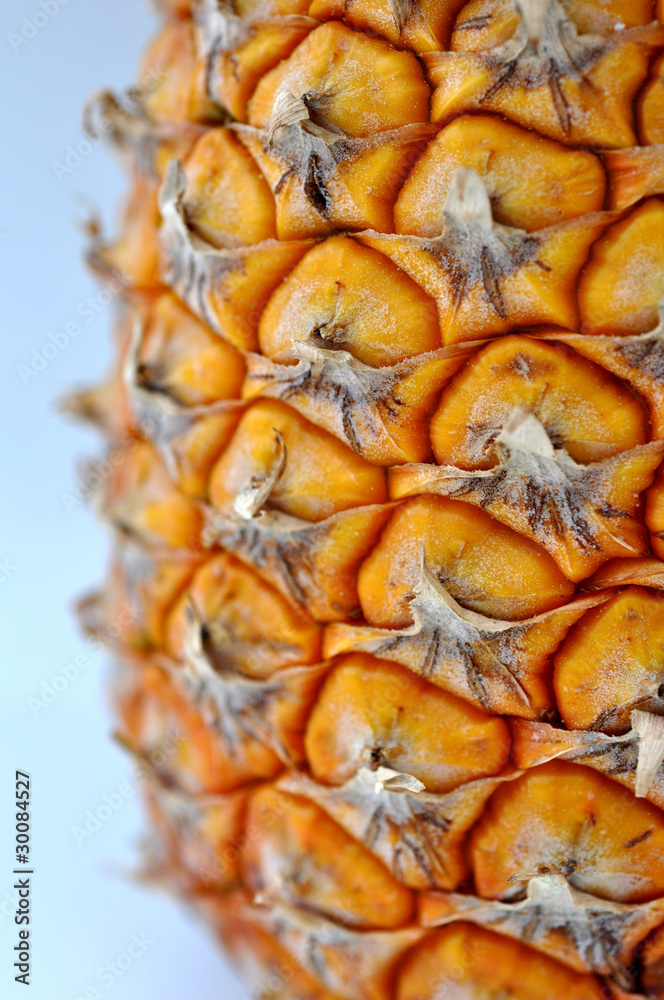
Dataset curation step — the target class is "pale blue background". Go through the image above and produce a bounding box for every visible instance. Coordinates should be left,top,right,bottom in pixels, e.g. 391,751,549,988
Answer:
0,1,245,997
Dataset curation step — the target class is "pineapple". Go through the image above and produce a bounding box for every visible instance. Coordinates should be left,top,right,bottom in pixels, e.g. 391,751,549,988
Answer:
71,0,664,996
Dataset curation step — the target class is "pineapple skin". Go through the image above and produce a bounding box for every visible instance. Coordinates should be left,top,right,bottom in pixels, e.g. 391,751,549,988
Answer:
75,1,664,997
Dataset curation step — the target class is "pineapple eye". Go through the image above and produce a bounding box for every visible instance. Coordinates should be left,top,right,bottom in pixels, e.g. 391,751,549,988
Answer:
554,586,664,733
248,21,431,137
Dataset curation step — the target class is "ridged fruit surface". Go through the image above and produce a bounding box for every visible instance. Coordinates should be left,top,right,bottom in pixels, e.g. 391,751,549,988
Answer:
72,0,664,996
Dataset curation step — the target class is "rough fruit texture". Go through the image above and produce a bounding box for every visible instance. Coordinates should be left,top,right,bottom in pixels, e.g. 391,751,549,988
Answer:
74,0,664,997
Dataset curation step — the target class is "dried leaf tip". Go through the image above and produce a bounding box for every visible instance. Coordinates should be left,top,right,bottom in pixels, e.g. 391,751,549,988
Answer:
386,0,413,35
632,710,664,798
650,298,664,336
182,597,212,675
496,407,555,459
267,91,343,149
514,0,551,46
232,431,287,521
268,92,310,142
412,548,519,637
194,0,248,57
158,158,187,221
358,766,425,795
83,90,130,147
444,168,494,231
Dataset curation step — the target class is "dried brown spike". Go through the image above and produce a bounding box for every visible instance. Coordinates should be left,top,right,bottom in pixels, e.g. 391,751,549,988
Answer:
427,7,664,147
243,342,470,465
419,873,664,987
327,554,605,717
360,170,608,345
158,158,312,352
391,411,664,581
277,766,511,890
